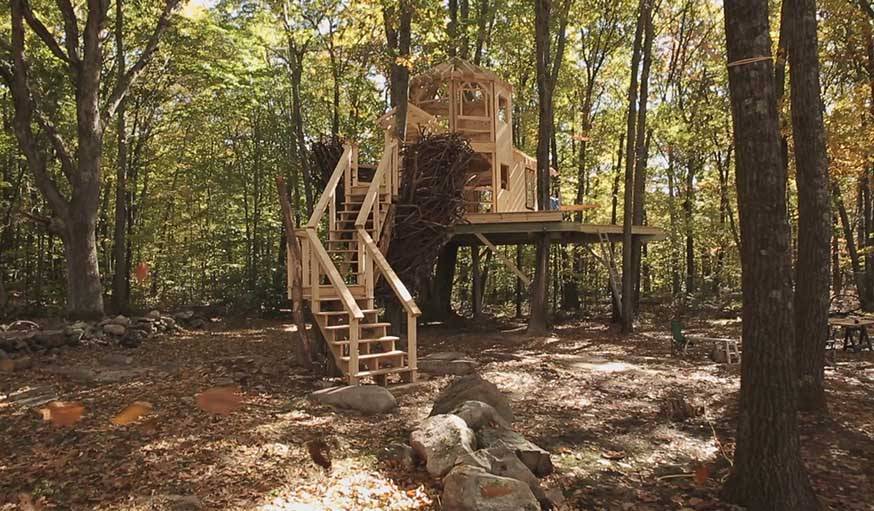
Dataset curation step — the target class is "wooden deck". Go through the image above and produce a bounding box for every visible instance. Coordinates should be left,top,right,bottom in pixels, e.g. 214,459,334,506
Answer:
450,217,666,246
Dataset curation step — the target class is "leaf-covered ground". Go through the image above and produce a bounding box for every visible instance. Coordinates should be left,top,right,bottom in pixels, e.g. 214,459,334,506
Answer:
1,312,872,510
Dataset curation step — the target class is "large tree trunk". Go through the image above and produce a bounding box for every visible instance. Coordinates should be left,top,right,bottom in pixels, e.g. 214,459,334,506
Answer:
62,216,104,319
620,0,647,333
385,1,412,141
428,244,458,321
721,0,820,508
631,3,654,312
788,0,831,413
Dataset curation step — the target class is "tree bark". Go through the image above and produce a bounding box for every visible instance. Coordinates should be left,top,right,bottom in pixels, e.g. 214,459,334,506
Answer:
787,0,831,413
621,0,647,333
721,0,820,508
631,4,654,312
385,1,412,141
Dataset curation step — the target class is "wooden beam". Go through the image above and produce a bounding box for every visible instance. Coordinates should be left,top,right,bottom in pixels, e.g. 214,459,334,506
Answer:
276,176,313,371
474,232,531,286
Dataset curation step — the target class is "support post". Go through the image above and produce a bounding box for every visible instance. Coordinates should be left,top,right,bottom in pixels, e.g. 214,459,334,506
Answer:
472,245,482,318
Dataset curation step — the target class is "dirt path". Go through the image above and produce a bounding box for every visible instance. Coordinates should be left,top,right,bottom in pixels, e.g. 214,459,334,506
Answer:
1,315,872,510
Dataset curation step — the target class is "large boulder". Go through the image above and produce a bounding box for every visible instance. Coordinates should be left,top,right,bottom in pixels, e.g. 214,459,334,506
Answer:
418,352,478,376
442,465,540,511
409,414,476,477
431,375,514,424
103,323,127,336
455,445,546,504
450,400,511,430
477,427,553,477
309,385,397,415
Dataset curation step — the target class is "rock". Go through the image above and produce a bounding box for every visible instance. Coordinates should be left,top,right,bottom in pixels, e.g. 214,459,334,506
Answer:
34,330,67,348
65,329,84,345
450,400,511,430
477,427,553,477
542,487,566,510
455,445,546,503
1,356,33,372
174,310,195,321
419,352,479,376
379,442,417,471
189,318,206,329
409,414,476,477
442,465,540,511
710,345,728,363
110,315,131,327
168,495,202,511
147,310,162,320
103,323,127,336
431,374,514,424
309,385,397,415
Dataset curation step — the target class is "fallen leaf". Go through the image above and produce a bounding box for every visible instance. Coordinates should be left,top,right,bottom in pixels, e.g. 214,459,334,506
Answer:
601,450,626,460
39,401,84,427
694,464,710,485
0,358,14,372
195,386,242,415
111,401,153,425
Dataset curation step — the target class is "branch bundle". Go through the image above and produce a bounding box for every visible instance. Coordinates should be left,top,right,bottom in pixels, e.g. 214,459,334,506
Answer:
382,132,473,296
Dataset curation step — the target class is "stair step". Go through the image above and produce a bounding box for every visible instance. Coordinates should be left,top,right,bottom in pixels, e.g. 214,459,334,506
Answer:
316,309,378,317
341,350,405,362
332,335,399,346
327,249,359,254
326,322,391,331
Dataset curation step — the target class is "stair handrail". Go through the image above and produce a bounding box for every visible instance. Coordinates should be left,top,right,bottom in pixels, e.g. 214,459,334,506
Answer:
305,144,364,320
354,140,397,232
357,228,421,318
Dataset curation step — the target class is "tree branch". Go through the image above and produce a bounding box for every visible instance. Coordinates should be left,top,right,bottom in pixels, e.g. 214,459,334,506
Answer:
103,0,181,124
55,0,81,63
9,0,70,220
21,0,77,68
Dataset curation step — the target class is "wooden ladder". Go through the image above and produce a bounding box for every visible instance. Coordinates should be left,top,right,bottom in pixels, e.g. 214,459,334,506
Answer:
295,139,419,385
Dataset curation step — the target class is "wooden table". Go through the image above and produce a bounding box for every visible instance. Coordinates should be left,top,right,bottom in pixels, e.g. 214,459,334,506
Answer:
828,317,874,352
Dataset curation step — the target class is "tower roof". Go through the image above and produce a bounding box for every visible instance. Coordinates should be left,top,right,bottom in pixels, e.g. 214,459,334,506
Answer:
410,57,511,90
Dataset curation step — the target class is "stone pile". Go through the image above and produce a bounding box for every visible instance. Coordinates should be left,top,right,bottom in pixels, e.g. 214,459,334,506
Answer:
0,310,190,370
397,374,564,511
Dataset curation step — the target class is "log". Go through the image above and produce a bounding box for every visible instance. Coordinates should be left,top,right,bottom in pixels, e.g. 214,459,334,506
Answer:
276,176,313,371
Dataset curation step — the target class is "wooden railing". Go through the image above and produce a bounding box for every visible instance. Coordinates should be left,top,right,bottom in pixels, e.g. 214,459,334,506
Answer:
302,144,364,379
355,137,420,374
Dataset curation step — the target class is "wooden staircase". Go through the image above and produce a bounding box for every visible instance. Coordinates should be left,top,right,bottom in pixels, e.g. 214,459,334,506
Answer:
293,139,420,385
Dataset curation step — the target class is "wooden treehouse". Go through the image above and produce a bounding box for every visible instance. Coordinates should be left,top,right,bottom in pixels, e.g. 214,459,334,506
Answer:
288,58,664,385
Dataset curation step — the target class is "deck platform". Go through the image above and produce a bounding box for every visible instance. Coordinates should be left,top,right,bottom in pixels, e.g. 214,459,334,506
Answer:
449,213,665,246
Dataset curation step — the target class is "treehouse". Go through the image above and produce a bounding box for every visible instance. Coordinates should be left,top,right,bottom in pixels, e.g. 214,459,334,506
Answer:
287,58,664,386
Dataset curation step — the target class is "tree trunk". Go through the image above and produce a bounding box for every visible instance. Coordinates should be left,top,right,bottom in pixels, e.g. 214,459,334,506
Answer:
788,0,831,413
834,186,868,306
111,0,129,313
429,243,458,321
62,217,104,319
472,245,482,319
631,2,654,313
684,158,696,294
385,1,412,141
721,0,820,508
621,0,647,333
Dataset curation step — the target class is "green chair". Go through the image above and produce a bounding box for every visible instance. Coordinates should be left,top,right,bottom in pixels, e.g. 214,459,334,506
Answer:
671,320,691,355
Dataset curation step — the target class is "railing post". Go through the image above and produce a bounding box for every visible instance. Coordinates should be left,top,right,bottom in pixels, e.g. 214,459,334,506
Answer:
310,232,321,314
407,312,417,381
351,142,359,188
348,315,359,384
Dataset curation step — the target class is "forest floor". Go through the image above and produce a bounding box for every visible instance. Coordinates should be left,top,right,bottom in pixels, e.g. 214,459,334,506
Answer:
1,310,872,510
